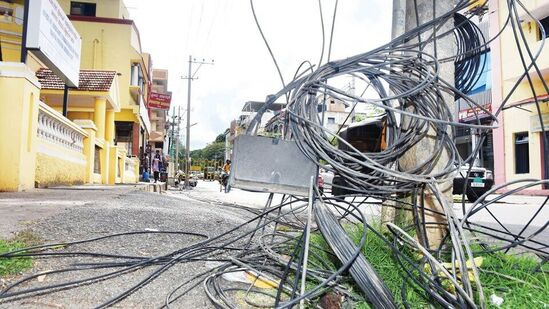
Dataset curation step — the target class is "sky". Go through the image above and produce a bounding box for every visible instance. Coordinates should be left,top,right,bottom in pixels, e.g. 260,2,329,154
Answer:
124,0,393,150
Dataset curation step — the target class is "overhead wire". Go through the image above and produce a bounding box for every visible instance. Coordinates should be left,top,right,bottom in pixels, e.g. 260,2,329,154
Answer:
1,0,548,308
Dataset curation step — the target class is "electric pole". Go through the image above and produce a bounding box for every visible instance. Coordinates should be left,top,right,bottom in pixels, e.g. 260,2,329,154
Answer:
175,106,181,172
399,0,456,248
169,107,176,176
181,55,214,188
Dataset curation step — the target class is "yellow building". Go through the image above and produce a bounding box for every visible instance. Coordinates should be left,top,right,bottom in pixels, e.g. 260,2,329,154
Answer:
0,0,152,191
491,0,549,194
150,69,169,152
56,0,153,161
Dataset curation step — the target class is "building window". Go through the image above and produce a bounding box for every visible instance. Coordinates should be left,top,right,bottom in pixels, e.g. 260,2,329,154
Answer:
115,121,134,156
515,132,529,174
130,64,140,86
94,146,101,174
327,117,336,124
538,16,549,41
70,2,96,16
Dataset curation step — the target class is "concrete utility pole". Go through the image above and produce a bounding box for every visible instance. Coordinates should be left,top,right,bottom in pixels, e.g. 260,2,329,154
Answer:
381,0,408,230
185,55,192,188
182,55,214,188
392,0,406,40
168,107,176,177
175,106,181,172
396,0,456,248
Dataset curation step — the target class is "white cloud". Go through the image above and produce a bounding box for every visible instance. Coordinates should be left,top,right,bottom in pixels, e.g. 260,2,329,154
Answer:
126,0,392,149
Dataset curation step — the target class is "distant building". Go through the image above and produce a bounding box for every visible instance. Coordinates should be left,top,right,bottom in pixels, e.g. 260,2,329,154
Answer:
458,1,549,195
319,96,384,134
0,0,154,190
59,0,155,179
25,0,155,161
320,97,350,133
236,101,286,134
455,19,493,170
490,0,549,194
149,69,169,154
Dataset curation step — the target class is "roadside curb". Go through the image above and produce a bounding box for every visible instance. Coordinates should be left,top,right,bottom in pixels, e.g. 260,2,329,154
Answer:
137,182,167,194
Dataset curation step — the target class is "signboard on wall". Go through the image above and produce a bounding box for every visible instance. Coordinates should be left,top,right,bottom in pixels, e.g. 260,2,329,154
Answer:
458,103,492,123
148,92,172,110
530,113,549,133
26,0,82,87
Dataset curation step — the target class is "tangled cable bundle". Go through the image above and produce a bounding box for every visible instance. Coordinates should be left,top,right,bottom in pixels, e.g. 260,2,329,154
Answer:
1,0,548,308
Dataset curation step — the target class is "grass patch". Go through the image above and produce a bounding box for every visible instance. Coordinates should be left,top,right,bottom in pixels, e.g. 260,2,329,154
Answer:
339,224,428,308
479,251,549,308
304,224,548,308
0,231,39,277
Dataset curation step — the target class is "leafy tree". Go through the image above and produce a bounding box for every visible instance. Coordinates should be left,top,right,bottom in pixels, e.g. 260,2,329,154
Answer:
190,149,204,161
202,142,225,161
188,130,228,164
214,129,229,143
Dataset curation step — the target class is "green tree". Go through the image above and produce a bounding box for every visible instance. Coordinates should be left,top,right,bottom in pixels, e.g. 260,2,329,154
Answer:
190,149,204,161
214,129,229,143
188,130,228,164
202,142,225,161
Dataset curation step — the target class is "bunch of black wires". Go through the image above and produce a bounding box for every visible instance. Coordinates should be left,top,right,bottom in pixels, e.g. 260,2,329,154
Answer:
1,0,548,308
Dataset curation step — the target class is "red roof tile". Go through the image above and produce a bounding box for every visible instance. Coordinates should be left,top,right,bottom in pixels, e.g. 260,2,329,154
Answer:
36,68,116,92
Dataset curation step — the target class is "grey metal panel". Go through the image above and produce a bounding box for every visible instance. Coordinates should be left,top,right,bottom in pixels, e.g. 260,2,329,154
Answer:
229,135,316,196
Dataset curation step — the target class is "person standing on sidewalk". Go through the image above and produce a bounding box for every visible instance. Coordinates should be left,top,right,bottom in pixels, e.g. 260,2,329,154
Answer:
152,150,161,183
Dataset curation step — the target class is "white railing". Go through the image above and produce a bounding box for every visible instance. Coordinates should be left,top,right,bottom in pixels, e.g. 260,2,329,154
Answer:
37,102,87,153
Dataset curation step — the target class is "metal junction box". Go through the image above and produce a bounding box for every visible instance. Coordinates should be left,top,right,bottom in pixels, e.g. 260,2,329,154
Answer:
229,135,316,197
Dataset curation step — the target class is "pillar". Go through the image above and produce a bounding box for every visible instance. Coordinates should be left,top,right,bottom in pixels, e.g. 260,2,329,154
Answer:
94,97,107,141
489,0,506,187
132,122,140,156
100,143,109,184
118,148,127,183
134,158,140,182
74,120,97,184
105,110,115,145
0,63,40,191
108,146,118,185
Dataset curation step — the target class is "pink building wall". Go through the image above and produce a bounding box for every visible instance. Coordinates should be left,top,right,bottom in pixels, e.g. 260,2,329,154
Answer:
489,0,507,187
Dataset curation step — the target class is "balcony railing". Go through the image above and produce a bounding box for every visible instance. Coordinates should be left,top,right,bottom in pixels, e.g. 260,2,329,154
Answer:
456,89,492,112
37,102,87,153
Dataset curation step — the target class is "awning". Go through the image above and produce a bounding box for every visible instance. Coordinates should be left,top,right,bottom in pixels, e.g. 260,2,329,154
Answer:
37,68,120,111
504,93,549,110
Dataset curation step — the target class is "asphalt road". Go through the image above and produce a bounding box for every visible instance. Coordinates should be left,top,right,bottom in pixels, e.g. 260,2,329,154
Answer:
0,186,252,308
1,182,546,308
177,180,549,254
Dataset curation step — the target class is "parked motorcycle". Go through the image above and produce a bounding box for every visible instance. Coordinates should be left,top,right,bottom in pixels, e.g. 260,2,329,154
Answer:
219,171,230,193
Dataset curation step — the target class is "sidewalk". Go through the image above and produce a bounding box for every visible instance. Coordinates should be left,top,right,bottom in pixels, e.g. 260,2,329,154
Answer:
172,180,286,208
172,180,548,233
455,194,548,228
0,184,159,239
